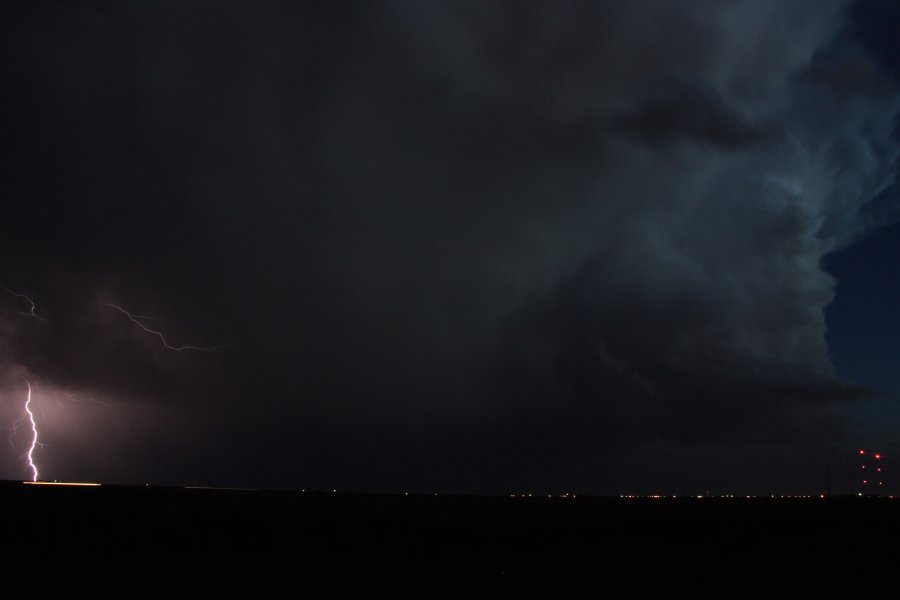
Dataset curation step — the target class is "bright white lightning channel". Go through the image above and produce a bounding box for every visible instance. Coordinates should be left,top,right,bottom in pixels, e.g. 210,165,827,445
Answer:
24,381,39,482
105,303,219,352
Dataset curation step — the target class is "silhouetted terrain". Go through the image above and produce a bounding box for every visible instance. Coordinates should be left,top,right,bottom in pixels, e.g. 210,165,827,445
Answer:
4,482,897,596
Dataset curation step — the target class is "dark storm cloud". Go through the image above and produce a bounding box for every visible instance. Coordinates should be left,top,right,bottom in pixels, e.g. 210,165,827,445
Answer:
1,0,897,490
610,81,775,149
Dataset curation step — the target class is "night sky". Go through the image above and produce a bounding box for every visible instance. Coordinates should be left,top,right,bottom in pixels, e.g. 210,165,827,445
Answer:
1,0,898,495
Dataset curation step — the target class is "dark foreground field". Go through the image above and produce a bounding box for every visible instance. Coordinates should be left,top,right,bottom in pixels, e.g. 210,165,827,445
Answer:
3,482,898,596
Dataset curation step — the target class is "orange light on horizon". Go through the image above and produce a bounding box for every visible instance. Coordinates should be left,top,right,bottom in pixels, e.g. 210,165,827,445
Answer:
23,481,101,487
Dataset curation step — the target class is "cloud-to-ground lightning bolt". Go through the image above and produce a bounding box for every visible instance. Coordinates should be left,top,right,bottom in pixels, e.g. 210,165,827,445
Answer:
2,287,48,321
104,303,219,352
23,380,40,482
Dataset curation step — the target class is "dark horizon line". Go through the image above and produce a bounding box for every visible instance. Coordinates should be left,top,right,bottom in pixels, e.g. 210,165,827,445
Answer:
2,479,894,500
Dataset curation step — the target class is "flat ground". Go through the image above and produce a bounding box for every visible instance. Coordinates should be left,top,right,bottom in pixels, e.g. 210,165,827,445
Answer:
3,482,896,596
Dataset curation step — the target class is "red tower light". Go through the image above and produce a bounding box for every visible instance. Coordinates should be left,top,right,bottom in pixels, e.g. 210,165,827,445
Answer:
856,449,885,494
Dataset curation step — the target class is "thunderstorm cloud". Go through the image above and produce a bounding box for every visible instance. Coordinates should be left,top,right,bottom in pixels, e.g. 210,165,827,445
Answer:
0,0,897,492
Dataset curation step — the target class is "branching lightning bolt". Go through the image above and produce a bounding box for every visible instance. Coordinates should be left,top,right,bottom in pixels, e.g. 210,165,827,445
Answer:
104,303,219,352
2,287,48,321
60,391,117,409
24,380,40,482
8,413,28,451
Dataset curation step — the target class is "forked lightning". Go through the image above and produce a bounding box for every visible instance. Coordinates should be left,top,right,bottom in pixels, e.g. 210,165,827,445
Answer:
105,303,219,352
